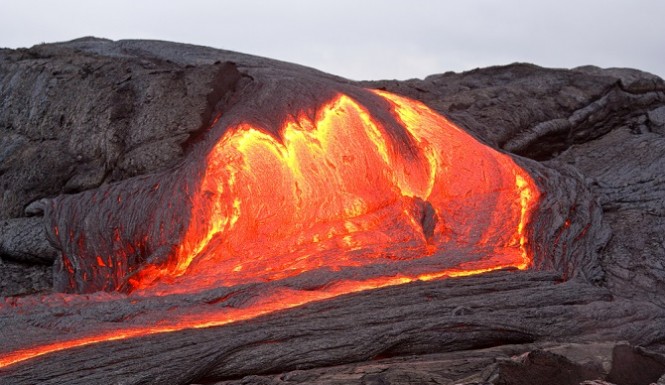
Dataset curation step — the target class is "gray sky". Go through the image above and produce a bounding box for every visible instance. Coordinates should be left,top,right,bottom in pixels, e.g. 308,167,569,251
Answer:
1,0,663,80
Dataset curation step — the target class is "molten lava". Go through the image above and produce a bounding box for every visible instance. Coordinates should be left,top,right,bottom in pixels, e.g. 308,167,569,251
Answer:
130,89,538,293
0,89,539,369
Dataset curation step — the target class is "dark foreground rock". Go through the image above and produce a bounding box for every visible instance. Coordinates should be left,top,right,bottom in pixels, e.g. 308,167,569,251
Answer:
203,342,665,385
1,38,664,384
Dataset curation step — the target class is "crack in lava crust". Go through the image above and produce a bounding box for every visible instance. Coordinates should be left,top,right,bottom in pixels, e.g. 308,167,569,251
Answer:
0,89,539,369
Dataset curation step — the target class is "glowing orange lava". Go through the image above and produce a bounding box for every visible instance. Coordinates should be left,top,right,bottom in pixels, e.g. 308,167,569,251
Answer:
130,90,538,293
0,89,539,369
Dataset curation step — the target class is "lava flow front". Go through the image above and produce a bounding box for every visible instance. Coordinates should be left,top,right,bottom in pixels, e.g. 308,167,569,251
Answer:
130,89,538,294
0,89,539,369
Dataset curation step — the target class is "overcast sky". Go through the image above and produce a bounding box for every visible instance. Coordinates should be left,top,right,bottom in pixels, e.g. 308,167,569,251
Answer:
1,0,663,80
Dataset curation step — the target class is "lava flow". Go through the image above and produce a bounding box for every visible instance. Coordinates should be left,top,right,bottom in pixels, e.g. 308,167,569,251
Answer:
129,89,539,294
0,89,539,369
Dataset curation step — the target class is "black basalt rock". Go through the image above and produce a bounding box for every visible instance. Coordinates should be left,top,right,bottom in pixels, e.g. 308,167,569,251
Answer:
0,38,664,384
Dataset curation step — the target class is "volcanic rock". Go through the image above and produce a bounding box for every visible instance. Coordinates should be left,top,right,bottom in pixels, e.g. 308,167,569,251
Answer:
1,38,664,384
